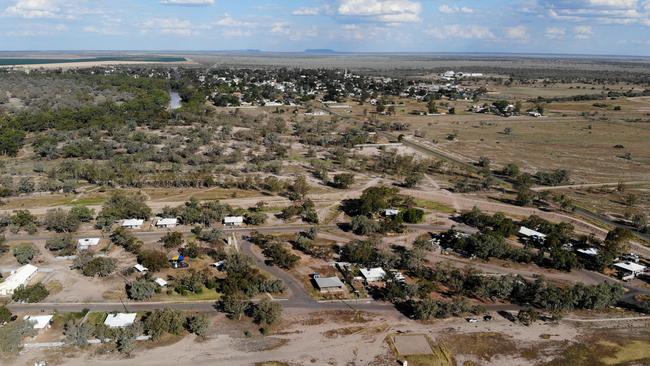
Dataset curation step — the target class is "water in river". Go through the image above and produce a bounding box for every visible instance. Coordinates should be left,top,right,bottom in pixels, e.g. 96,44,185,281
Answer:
169,91,181,110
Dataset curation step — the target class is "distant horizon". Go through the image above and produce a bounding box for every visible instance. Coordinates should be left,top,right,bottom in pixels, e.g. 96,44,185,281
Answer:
2,50,650,60
1,1,650,56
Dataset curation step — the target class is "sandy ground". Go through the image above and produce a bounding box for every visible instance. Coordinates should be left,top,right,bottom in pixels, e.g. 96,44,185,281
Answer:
10,310,587,366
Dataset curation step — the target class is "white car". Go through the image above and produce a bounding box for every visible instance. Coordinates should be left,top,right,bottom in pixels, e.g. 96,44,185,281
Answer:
467,318,480,323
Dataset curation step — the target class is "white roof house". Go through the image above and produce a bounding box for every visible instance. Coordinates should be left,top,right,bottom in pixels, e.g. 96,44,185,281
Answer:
614,262,646,276
360,267,387,282
133,264,148,273
577,247,599,257
24,315,54,330
155,218,178,228
385,209,400,217
77,238,101,250
223,216,244,226
313,275,345,293
104,313,137,328
154,277,168,287
518,227,547,239
0,264,38,296
122,219,144,229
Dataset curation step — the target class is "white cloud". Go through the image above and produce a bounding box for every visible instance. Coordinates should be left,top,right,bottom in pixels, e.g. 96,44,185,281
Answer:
427,24,495,39
292,7,321,15
140,17,198,36
505,25,530,41
545,26,565,39
216,14,255,27
3,0,64,19
338,0,422,23
270,22,290,35
438,4,474,14
574,25,593,38
539,0,650,26
160,0,214,6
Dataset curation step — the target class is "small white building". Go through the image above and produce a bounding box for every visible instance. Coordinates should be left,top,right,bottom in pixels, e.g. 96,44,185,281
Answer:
613,262,647,280
154,277,168,287
518,227,547,240
223,216,244,226
122,219,144,229
133,264,148,273
24,315,54,330
155,218,178,228
0,264,38,296
577,247,599,257
360,267,387,283
384,209,400,217
104,313,137,328
77,238,101,251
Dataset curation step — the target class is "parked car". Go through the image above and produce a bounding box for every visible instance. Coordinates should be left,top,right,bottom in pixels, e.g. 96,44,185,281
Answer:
467,318,479,323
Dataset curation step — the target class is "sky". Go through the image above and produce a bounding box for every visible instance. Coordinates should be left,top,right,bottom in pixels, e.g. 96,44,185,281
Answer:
0,0,650,55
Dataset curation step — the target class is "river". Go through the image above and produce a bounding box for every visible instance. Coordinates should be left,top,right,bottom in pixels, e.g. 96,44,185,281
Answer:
169,91,181,110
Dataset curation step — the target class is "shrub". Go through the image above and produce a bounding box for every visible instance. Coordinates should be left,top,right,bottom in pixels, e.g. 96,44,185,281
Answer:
13,243,37,264
12,283,49,303
128,280,158,301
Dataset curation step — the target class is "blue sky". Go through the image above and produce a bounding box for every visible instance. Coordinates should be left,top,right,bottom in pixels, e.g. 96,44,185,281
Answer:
0,0,649,55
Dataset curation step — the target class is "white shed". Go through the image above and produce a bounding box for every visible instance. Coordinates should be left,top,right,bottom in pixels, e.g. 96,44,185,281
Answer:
0,264,38,296
223,216,244,226
77,238,101,251
155,218,178,228
133,264,148,273
360,267,387,282
122,219,144,229
518,227,547,240
104,313,137,328
24,315,54,330
384,209,400,217
154,277,168,287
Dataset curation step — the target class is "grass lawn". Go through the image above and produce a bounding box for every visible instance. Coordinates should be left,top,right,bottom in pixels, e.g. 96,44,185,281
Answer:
415,198,456,214
153,286,221,301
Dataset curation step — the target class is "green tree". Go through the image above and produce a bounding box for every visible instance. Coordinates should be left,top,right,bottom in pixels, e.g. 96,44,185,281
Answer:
0,319,36,356
244,211,267,225
64,320,94,347
186,314,209,337
427,99,438,114
96,191,151,228
128,280,158,301
45,234,76,255
43,208,81,233
351,215,380,235
160,231,183,249
403,171,424,188
0,127,26,157
12,283,49,303
0,305,12,324
251,298,282,325
137,250,168,272
13,243,37,264
332,173,355,189
143,309,186,340
221,291,249,320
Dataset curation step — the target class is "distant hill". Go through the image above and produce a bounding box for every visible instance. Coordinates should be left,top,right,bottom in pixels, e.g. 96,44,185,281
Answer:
304,49,337,54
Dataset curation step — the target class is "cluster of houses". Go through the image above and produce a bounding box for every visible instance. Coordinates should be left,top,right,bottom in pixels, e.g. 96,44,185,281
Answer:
119,216,245,230
518,226,648,281
440,70,484,81
311,262,406,294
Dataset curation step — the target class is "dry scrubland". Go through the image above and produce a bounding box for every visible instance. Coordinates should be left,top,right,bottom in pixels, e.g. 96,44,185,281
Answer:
1,54,650,366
